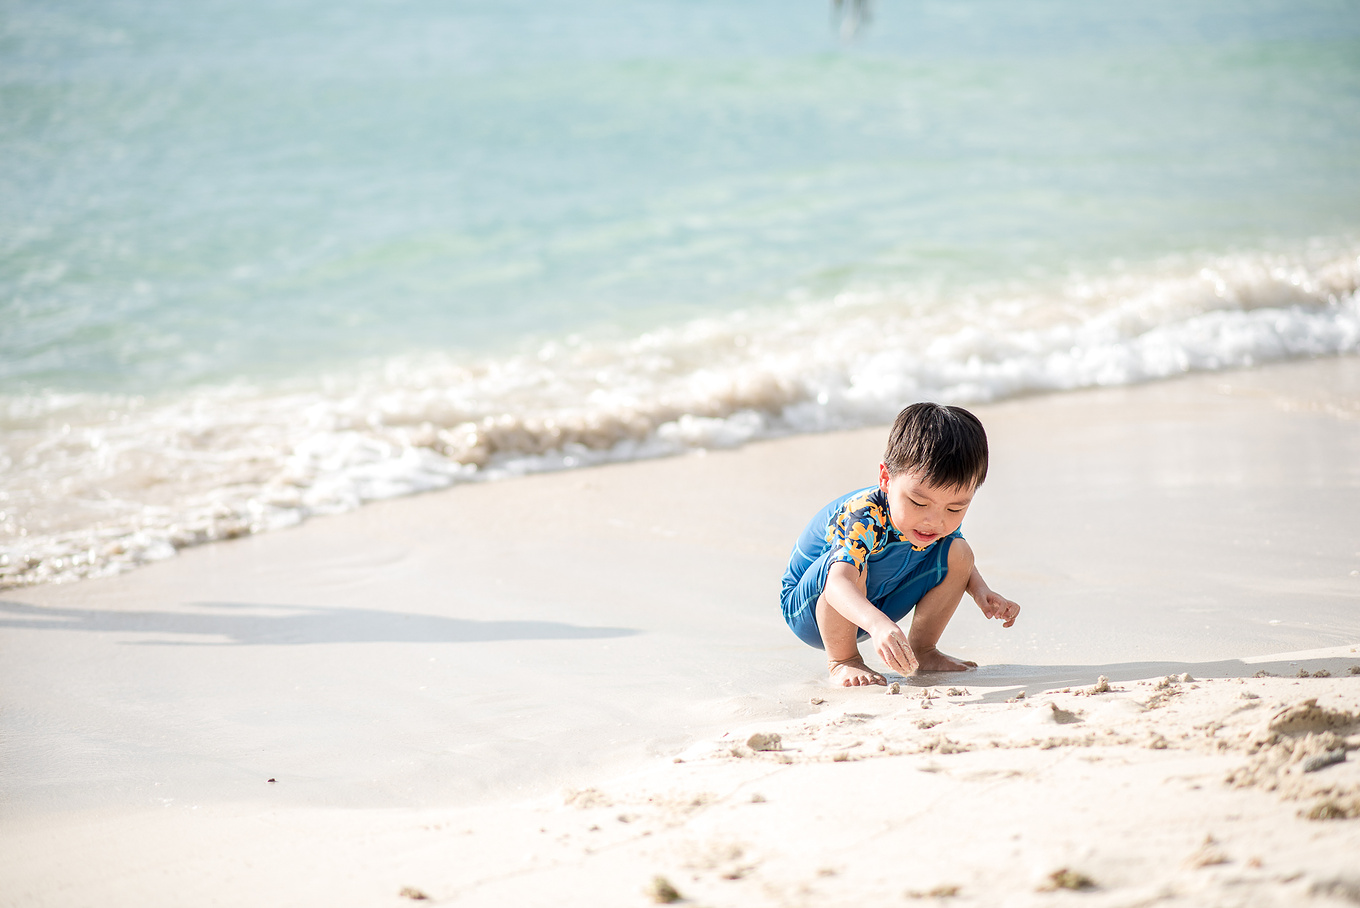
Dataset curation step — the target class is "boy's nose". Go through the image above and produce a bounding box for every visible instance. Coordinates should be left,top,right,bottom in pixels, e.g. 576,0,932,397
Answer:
925,508,952,531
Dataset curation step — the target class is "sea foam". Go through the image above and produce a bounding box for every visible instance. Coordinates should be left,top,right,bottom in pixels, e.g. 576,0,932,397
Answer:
3,245,1357,588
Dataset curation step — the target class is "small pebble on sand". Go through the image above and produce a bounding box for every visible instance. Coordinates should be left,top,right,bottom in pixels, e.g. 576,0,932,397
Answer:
1301,749,1347,773
648,876,682,904
1041,869,1096,891
908,884,961,898
747,732,782,751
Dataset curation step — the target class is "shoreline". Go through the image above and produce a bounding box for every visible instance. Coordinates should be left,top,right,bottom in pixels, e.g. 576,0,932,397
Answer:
2,356,1358,905
8,351,1357,599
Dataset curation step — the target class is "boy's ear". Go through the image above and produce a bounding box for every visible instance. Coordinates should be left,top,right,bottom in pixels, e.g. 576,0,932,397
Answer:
877,462,892,492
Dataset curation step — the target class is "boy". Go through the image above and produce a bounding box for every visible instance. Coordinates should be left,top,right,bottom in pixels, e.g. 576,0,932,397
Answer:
780,402,1020,686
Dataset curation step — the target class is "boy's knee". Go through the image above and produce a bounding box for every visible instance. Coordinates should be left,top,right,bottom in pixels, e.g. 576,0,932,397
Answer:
947,538,974,575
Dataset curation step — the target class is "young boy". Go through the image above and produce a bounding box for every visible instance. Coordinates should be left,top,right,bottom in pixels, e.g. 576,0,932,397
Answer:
780,402,1020,686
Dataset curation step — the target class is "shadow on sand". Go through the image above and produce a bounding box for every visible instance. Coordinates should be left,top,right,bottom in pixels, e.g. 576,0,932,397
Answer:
892,650,1360,702
0,599,639,646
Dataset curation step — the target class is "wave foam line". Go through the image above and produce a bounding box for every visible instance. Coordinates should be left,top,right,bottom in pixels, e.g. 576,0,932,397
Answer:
2,246,1358,588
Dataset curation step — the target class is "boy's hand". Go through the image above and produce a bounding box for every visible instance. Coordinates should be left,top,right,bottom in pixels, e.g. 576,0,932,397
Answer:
977,591,1020,627
869,621,916,674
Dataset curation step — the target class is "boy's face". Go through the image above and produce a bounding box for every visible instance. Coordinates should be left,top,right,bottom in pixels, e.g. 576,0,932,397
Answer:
877,463,975,547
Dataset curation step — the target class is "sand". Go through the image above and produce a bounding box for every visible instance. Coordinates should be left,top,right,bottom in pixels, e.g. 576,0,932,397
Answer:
2,356,1358,906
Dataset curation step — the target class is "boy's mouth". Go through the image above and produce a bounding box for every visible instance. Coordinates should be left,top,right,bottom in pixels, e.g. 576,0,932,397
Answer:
911,529,939,543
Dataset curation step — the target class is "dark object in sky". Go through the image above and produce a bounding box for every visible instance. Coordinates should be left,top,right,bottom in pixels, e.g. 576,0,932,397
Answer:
832,0,874,39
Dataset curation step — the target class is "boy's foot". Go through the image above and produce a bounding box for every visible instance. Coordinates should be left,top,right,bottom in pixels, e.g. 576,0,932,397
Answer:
912,647,977,672
828,656,887,687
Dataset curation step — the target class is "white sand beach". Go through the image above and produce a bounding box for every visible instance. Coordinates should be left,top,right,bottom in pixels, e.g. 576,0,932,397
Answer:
2,356,1359,907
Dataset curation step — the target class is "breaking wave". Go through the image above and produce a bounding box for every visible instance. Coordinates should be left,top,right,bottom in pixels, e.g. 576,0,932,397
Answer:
3,244,1358,587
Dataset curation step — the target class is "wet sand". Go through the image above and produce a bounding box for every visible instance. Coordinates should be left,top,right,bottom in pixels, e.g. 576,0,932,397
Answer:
2,356,1357,906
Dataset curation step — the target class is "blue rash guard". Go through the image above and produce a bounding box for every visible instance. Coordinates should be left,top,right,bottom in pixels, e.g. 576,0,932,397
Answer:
780,486,961,649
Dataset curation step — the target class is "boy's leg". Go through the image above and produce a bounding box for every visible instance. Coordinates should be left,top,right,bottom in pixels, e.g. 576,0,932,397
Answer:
814,574,886,687
906,538,978,672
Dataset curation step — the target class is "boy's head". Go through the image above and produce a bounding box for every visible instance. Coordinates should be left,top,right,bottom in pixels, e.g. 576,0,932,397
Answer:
882,402,988,491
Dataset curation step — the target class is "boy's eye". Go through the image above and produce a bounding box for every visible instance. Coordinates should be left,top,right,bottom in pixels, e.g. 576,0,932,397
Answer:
908,498,926,508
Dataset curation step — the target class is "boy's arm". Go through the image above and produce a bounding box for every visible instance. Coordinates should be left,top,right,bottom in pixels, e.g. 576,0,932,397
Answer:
966,565,1020,627
824,561,917,673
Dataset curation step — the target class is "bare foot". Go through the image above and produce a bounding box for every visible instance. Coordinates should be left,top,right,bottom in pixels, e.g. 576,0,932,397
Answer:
912,647,977,672
829,656,887,687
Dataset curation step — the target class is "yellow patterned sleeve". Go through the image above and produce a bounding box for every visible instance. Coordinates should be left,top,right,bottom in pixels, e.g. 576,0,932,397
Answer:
826,492,889,573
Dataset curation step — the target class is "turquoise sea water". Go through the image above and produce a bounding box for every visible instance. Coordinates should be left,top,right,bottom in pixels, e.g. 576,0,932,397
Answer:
3,0,1360,585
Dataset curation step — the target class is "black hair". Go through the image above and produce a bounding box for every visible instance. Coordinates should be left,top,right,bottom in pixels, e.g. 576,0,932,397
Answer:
882,402,988,490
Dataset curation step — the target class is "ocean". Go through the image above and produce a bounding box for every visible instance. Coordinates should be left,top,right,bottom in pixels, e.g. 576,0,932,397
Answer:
3,0,1359,587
